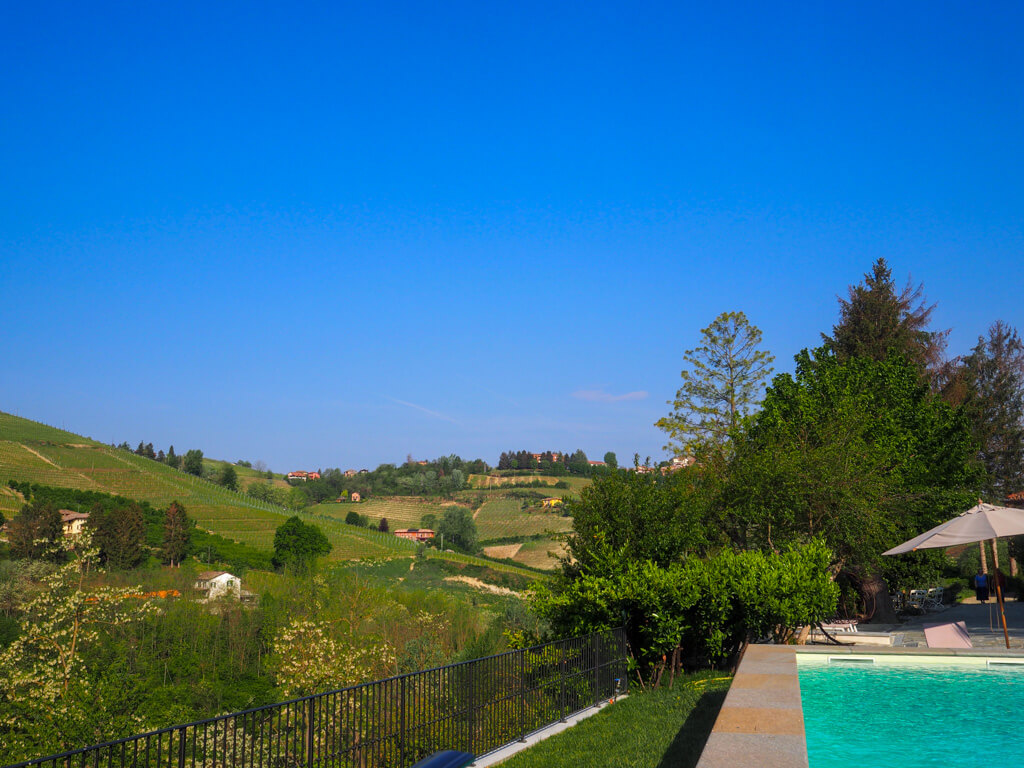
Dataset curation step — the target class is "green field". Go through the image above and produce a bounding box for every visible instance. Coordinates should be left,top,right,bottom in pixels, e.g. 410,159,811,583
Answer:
475,498,573,541
310,497,459,529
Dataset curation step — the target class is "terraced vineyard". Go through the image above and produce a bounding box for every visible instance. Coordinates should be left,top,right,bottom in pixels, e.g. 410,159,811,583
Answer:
475,498,573,541
0,412,549,578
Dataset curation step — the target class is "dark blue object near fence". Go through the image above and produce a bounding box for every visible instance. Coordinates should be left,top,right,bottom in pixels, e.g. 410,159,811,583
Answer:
408,750,475,768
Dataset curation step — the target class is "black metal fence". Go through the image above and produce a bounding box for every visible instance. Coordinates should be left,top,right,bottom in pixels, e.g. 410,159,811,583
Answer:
5,628,627,768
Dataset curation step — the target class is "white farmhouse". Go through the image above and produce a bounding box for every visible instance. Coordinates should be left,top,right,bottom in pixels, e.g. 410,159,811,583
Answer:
194,570,243,600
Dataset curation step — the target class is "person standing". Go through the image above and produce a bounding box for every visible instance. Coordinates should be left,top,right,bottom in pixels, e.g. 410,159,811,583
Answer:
973,569,990,603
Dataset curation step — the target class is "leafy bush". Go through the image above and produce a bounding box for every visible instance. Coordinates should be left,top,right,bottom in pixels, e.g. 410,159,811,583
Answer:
531,539,837,674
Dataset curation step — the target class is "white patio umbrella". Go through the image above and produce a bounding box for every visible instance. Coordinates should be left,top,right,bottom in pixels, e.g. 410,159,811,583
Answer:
883,501,1024,648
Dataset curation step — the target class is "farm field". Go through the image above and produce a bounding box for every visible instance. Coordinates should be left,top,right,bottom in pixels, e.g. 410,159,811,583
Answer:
474,498,573,541
512,538,567,569
309,497,460,529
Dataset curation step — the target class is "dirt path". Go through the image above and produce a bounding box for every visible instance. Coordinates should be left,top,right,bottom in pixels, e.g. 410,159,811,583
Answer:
21,444,58,467
443,576,520,597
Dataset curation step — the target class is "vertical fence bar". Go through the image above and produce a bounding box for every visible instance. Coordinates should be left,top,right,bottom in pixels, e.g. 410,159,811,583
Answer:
176,727,186,768
592,632,600,707
399,675,407,767
467,661,475,756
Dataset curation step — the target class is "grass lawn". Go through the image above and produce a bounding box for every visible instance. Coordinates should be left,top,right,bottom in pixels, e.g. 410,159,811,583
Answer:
500,671,730,768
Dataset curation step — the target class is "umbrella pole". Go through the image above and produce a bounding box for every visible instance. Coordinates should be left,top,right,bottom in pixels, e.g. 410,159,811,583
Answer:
991,539,1011,649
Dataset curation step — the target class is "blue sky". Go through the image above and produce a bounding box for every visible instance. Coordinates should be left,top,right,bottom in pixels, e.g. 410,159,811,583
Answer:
2,2,1022,471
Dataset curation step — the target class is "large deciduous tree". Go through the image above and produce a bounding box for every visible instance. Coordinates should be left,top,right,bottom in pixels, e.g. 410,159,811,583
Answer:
723,348,979,620
182,449,204,477
656,311,774,454
822,258,947,376
218,464,238,491
436,507,478,553
272,516,332,573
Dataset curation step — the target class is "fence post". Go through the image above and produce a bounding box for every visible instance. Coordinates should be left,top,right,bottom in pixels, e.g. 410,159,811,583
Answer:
177,726,187,768
399,676,407,767
306,698,316,768
592,633,600,707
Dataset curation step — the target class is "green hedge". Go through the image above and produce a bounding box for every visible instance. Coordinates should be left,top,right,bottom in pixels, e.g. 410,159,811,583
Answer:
531,539,837,671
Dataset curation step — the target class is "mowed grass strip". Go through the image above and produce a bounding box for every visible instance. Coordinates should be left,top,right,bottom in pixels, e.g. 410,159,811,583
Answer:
500,672,731,768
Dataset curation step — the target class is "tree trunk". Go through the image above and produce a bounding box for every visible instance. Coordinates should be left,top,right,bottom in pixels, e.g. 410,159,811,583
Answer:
859,572,899,623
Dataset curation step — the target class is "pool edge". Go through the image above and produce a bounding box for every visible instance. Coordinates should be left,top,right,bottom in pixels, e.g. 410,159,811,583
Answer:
695,645,808,768
695,642,1024,768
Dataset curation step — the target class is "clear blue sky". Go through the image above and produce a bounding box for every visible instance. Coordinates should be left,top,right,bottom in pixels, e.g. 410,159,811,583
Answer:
2,2,1022,471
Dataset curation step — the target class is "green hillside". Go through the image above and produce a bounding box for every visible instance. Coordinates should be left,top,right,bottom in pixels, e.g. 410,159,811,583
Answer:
0,412,545,576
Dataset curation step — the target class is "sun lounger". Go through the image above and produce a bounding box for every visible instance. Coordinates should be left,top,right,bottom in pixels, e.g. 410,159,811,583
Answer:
820,619,859,633
923,620,972,649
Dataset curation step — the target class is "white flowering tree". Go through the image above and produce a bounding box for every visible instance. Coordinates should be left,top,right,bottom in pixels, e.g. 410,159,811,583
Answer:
0,533,158,762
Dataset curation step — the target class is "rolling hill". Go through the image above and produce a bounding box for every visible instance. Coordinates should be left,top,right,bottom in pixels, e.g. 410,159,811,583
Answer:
0,412,544,576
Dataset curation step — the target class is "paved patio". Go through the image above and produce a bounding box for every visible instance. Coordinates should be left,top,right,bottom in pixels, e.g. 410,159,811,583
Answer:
863,597,1024,648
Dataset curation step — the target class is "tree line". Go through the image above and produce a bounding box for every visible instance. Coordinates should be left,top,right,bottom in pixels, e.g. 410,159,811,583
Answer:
495,449,610,475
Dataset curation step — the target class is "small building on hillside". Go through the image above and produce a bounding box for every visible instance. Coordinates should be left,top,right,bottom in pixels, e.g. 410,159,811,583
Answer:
286,471,322,482
394,528,434,543
669,456,696,470
59,509,89,537
350,492,362,503
588,460,606,468
194,571,255,602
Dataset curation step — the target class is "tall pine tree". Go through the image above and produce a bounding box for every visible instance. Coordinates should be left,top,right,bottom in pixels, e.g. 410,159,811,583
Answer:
822,258,947,376
960,321,1024,499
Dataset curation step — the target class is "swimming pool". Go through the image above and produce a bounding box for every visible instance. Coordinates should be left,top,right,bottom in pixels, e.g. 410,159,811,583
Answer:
797,654,1024,768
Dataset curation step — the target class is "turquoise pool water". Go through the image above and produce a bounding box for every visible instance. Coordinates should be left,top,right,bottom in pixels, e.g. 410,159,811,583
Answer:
798,657,1024,768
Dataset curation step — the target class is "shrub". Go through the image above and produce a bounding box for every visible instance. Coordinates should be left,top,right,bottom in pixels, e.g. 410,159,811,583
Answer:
531,539,838,675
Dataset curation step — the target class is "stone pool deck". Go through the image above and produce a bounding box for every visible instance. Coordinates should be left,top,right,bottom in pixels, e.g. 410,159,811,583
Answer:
696,636,1024,768
695,645,807,768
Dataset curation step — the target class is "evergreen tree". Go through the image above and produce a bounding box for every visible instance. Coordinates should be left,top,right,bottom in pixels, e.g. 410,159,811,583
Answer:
8,502,63,560
603,451,618,469
656,311,774,454
378,517,389,533
144,443,156,460
822,258,947,375
162,501,191,566
960,320,1024,498
91,504,147,569
165,445,178,469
